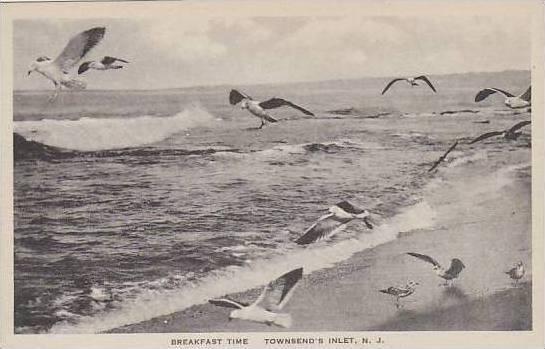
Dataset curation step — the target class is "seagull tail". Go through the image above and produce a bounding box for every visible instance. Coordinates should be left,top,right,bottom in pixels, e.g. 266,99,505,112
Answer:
61,78,87,90
272,313,292,328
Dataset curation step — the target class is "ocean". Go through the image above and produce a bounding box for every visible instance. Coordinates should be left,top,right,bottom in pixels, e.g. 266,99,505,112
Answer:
12,70,531,333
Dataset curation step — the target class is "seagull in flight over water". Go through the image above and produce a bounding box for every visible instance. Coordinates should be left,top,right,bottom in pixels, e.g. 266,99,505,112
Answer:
295,200,373,245
505,261,525,287
27,27,106,102
407,252,465,286
209,267,303,328
381,75,437,95
78,56,129,74
428,140,459,172
229,89,315,129
475,86,531,109
469,120,531,144
379,281,419,309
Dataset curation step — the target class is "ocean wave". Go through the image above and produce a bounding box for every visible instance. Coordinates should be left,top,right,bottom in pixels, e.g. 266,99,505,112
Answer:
48,200,435,334
14,105,216,151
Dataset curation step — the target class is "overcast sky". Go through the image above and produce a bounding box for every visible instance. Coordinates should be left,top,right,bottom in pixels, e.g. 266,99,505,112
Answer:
14,15,531,90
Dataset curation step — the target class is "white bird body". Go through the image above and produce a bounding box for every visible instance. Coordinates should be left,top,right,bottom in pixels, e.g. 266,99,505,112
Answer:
506,261,525,286
241,99,274,121
475,87,531,109
230,305,292,328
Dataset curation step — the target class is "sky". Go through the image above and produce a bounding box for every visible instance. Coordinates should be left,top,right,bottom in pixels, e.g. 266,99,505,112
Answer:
13,14,531,90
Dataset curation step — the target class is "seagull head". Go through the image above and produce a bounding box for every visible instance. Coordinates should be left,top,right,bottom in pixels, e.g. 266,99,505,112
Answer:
407,281,419,288
240,100,249,110
27,56,50,75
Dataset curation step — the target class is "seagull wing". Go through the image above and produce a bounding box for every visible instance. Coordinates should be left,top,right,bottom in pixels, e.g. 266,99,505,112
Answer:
257,267,303,311
519,86,531,101
78,61,92,75
335,200,366,215
229,89,252,105
445,259,465,276
259,98,315,116
209,298,247,309
407,252,441,268
508,120,531,133
101,56,129,64
475,88,514,102
53,27,106,72
381,78,404,95
295,213,351,245
414,76,437,93
428,140,458,172
468,131,504,145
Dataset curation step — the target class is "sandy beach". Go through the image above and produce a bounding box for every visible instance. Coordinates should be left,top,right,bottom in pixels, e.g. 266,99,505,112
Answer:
108,140,531,333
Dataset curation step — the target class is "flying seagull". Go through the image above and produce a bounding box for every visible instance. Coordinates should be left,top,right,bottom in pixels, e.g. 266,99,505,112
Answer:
78,56,129,74
428,140,459,172
229,89,314,129
209,267,303,328
295,200,373,245
469,120,531,145
27,27,106,102
381,75,437,95
505,261,525,287
379,281,419,309
475,86,531,109
407,252,465,286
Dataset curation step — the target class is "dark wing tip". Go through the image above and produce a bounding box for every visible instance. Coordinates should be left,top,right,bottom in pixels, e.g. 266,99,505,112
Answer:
78,62,90,74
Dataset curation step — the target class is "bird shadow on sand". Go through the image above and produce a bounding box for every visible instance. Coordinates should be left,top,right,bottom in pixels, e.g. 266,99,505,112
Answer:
441,286,468,301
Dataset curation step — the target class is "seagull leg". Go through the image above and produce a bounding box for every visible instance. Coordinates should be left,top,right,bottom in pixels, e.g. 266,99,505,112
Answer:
48,84,60,103
258,119,265,129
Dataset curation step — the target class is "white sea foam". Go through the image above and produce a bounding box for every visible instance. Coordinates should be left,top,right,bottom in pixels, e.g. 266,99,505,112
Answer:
14,105,215,151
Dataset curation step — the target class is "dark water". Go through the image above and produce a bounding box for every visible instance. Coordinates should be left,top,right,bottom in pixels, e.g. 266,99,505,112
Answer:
13,71,531,333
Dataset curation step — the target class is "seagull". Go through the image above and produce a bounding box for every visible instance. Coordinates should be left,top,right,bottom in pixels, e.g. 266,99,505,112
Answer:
229,89,314,129
379,281,419,309
27,27,106,102
78,56,129,74
475,86,531,109
381,75,437,95
428,140,459,172
505,261,525,287
295,200,373,245
209,267,303,328
407,252,465,286
469,120,531,144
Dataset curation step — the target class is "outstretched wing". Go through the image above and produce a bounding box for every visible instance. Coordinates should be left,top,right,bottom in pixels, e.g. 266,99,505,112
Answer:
508,120,531,134
414,75,437,93
259,98,314,116
407,252,441,268
54,27,106,72
258,267,303,311
519,86,531,102
229,89,252,105
428,140,458,172
295,213,350,245
209,298,247,309
445,258,465,276
475,88,514,102
469,131,504,145
381,78,404,95
101,56,129,65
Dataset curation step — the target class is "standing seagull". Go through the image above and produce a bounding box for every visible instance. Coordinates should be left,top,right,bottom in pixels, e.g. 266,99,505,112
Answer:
381,75,437,95
469,120,531,144
27,27,106,102
209,267,303,328
505,261,525,287
428,140,459,172
78,56,129,74
475,86,531,109
295,201,373,245
407,252,465,286
229,89,314,129
379,281,419,309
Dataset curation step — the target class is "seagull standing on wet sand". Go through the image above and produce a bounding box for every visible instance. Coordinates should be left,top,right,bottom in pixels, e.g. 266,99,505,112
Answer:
78,56,129,74
407,252,465,286
428,140,459,172
209,267,303,328
475,86,531,109
295,200,373,245
379,281,419,309
229,89,315,129
469,120,531,144
505,261,525,287
381,75,437,95
27,27,106,102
